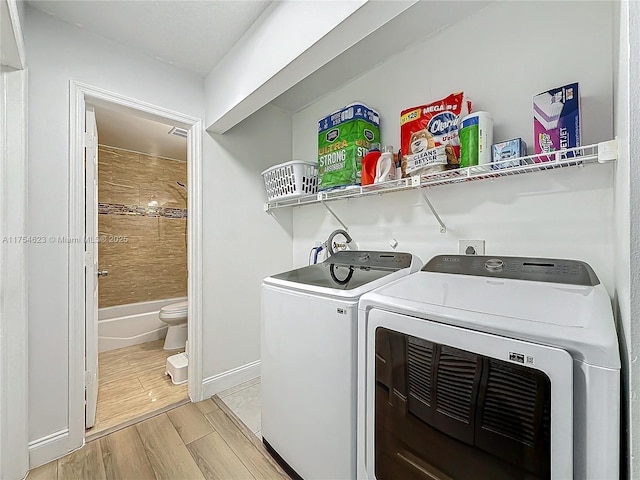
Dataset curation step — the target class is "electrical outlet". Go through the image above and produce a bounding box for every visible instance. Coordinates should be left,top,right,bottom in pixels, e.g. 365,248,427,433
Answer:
459,240,485,255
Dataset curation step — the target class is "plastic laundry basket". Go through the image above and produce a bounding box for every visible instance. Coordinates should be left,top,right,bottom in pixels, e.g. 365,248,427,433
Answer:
262,160,318,202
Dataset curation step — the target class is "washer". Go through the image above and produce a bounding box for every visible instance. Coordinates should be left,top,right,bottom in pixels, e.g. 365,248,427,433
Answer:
261,250,422,480
357,254,620,480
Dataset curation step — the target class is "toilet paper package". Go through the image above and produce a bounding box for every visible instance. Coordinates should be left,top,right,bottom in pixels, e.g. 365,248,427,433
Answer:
400,92,472,176
533,83,581,160
317,103,380,190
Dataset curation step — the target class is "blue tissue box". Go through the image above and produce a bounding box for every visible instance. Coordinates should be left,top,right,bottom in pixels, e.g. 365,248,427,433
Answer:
492,138,527,169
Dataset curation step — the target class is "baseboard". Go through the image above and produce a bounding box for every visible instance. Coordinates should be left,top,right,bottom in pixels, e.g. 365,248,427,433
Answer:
202,360,260,399
28,428,79,469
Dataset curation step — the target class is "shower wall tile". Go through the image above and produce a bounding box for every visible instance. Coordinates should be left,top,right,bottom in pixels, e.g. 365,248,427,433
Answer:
98,146,187,308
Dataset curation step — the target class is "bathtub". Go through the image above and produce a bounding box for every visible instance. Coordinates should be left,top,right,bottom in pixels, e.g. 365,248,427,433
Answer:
98,297,187,352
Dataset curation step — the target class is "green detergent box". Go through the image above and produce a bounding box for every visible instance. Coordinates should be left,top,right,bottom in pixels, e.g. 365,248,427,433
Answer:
317,103,380,190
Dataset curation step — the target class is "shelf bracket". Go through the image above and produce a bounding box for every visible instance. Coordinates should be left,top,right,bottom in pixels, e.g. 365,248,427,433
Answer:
598,139,618,163
320,200,348,231
420,191,447,233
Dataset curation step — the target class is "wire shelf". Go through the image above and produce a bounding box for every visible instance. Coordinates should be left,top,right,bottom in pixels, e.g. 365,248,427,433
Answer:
264,141,616,211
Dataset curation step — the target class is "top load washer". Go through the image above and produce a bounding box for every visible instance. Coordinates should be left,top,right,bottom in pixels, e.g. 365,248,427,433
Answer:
261,250,422,480
357,254,620,480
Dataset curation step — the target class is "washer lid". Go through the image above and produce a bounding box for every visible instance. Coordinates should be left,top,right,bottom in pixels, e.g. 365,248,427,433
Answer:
268,251,414,291
359,267,620,369
264,251,421,298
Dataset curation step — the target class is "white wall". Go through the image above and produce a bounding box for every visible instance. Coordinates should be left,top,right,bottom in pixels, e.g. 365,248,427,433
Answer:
23,5,204,449
202,104,293,382
292,1,616,294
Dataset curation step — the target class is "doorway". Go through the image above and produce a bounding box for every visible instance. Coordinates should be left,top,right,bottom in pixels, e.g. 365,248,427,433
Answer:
85,104,192,438
68,82,203,447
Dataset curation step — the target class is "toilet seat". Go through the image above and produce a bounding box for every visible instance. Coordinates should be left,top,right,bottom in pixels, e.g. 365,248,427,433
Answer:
159,301,188,321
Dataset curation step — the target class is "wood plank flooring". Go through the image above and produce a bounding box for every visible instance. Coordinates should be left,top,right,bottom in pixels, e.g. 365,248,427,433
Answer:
88,340,188,439
29,399,290,480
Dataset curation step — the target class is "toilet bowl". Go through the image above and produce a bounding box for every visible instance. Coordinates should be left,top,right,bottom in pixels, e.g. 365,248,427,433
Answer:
159,301,188,350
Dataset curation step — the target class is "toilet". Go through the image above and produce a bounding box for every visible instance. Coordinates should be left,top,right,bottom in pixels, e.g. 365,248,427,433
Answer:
159,301,188,350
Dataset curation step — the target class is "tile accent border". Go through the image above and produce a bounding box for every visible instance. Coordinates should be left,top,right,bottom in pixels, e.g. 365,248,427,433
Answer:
98,202,187,219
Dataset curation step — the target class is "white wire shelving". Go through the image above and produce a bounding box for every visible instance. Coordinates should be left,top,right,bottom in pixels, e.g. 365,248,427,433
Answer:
264,140,617,232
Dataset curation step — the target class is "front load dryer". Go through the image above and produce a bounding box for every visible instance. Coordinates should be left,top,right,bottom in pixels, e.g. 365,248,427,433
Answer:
357,255,620,480
261,250,422,480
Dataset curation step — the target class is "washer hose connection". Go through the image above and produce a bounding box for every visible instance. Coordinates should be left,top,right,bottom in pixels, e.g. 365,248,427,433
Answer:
327,229,354,256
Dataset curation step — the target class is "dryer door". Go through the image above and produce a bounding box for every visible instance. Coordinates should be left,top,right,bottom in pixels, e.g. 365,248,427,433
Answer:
362,309,573,480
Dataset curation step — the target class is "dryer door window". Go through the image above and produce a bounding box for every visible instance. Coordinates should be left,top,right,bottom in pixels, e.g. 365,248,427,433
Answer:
375,327,552,480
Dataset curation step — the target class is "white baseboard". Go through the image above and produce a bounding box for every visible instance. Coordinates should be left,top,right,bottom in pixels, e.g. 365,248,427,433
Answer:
202,360,261,399
28,429,80,469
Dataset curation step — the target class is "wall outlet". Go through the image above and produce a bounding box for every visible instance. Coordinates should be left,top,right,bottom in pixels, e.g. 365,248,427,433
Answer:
459,240,485,255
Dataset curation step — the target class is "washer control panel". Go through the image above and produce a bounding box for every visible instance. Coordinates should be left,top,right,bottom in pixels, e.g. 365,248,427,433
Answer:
422,255,599,286
328,250,413,270
484,258,504,272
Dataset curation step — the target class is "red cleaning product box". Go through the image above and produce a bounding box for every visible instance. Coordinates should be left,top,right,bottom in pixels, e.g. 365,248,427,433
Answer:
533,83,581,160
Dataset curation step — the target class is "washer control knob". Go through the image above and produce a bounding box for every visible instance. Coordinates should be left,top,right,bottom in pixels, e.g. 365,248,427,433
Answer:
485,258,504,272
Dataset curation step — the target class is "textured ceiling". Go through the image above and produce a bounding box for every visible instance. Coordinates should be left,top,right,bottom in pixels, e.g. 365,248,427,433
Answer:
95,106,187,161
27,0,272,76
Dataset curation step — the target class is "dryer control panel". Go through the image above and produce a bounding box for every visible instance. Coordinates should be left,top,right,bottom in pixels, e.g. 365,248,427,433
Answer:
423,255,599,286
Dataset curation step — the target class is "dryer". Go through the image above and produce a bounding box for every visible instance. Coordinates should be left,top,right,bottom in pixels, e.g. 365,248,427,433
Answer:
357,255,620,480
262,250,422,480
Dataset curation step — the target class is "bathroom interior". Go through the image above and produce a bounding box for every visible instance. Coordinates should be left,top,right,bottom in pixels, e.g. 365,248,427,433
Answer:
89,106,191,438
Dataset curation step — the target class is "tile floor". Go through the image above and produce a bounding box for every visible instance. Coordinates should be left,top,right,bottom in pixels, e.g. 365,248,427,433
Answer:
87,339,188,439
218,377,262,437
88,338,262,442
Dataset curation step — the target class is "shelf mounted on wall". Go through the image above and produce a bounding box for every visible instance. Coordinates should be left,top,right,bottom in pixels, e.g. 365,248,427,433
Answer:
319,199,349,231
420,191,447,233
264,140,618,233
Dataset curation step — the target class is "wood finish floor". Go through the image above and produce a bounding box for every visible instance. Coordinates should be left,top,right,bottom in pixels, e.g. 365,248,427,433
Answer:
29,397,290,480
88,340,188,439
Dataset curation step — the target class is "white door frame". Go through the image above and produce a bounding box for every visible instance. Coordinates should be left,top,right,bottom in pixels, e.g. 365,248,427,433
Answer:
1,0,28,477
0,67,29,480
68,81,203,448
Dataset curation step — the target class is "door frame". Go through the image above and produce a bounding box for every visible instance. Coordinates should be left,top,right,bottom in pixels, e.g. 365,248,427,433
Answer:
68,80,203,448
0,67,29,480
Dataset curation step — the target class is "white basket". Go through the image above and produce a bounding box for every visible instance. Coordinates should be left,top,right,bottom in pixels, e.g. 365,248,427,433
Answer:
262,160,318,201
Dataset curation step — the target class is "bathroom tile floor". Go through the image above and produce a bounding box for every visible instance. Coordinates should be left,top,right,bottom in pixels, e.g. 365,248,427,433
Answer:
87,339,188,440
29,397,290,480
218,378,262,437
